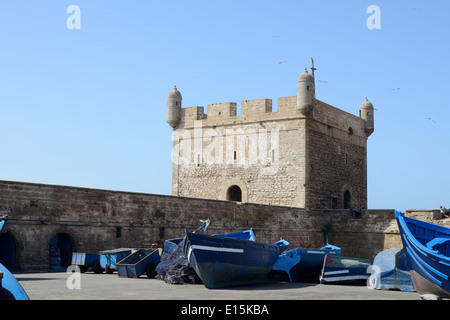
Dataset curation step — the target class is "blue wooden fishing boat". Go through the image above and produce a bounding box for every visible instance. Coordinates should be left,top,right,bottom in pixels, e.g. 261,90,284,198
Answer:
395,210,450,299
183,230,282,289
0,216,30,300
272,239,290,254
0,263,30,300
320,255,371,284
369,248,415,292
270,244,341,283
157,227,260,283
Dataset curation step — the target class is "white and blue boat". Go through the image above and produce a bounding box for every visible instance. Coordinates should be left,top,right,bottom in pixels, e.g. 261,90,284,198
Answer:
270,244,341,283
183,230,283,289
162,228,257,259
0,216,30,300
320,255,371,284
369,248,415,292
395,210,450,299
157,224,265,284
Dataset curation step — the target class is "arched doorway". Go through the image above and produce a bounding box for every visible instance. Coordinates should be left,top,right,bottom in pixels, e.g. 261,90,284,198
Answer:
0,232,15,271
344,190,352,209
49,233,73,270
227,185,242,202
221,179,248,203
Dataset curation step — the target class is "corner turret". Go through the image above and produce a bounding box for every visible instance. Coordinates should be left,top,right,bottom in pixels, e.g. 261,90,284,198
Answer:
297,69,315,116
167,86,182,128
359,97,374,137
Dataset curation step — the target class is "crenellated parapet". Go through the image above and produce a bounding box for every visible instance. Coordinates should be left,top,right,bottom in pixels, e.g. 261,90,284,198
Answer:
167,67,374,138
179,97,302,129
176,96,371,142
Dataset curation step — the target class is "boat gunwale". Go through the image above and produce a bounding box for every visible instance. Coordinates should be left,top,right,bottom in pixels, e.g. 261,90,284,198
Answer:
395,211,450,263
402,234,447,286
212,228,256,242
185,230,279,252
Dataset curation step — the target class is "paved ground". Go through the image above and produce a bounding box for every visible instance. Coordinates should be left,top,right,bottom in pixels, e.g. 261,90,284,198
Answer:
15,271,421,300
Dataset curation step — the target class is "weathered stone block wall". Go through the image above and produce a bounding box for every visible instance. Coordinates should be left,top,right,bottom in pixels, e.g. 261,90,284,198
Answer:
307,129,367,211
0,180,315,271
323,209,396,261
173,118,306,207
3,180,445,271
306,100,368,214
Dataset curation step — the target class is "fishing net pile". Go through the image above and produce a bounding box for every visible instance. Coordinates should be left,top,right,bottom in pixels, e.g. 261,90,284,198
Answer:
155,238,202,285
156,219,210,285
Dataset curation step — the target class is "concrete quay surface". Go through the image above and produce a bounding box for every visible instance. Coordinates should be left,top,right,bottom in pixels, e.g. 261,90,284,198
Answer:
16,271,421,300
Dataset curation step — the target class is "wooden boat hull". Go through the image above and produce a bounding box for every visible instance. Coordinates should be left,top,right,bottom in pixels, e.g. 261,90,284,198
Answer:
370,248,415,292
0,263,29,300
158,229,261,284
184,231,280,289
271,244,341,283
395,210,450,299
410,270,450,299
320,255,371,284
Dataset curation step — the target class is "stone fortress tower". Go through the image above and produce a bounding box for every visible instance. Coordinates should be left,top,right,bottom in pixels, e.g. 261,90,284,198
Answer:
167,62,374,213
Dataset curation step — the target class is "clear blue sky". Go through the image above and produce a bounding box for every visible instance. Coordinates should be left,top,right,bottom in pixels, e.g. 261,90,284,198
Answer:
0,0,449,211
